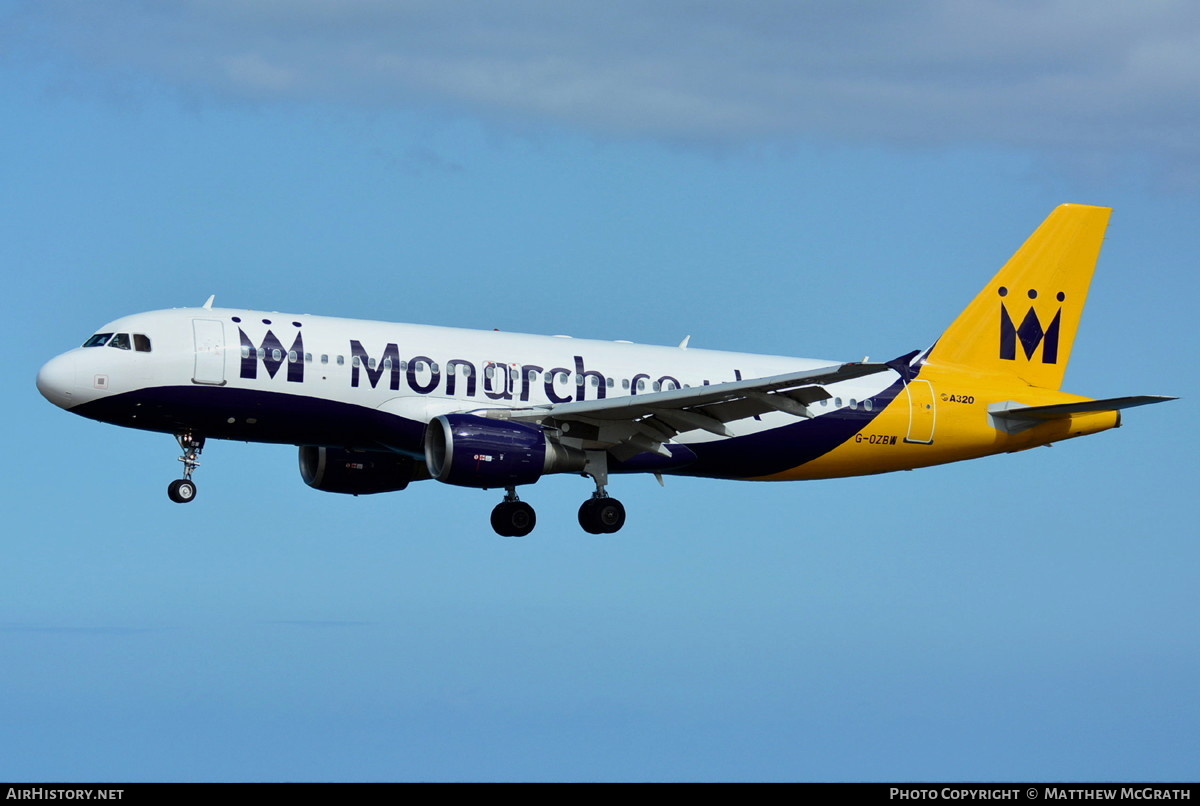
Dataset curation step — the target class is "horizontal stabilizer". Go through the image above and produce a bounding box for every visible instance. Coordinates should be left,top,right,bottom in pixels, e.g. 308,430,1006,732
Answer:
989,395,1175,433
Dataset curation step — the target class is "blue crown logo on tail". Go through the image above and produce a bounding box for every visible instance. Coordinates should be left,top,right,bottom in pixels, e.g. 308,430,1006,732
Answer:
998,287,1063,364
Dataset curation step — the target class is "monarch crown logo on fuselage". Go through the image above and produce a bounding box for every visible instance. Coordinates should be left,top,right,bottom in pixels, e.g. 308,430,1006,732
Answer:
239,326,304,382
998,286,1063,364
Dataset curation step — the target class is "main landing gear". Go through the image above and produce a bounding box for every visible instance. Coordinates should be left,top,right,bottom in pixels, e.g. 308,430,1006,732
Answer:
578,449,625,534
491,488,537,537
487,451,627,537
578,495,626,535
167,432,205,504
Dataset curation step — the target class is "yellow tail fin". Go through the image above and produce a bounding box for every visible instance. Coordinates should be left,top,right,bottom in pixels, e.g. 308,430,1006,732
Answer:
927,204,1111,391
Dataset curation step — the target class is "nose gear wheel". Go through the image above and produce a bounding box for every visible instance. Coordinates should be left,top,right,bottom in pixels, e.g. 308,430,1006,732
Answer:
168,432,205,504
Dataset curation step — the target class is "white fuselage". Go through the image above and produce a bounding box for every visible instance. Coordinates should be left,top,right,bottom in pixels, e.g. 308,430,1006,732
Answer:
37,306,899,471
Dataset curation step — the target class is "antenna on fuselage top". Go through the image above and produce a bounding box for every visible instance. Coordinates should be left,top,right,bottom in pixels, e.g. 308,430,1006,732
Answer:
202,295,215,310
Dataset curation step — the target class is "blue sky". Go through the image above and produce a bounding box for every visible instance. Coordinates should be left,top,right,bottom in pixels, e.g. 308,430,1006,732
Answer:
2,1,1196,782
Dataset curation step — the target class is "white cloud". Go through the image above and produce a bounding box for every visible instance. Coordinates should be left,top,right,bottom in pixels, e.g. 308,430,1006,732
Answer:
221,53,297,93
12,0,1200,162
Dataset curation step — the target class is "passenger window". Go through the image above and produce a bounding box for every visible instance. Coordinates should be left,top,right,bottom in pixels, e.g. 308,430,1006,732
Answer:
321,355,328,364
108,333,131,350
289,351,298,363
133,334,152,352
83,333,113,347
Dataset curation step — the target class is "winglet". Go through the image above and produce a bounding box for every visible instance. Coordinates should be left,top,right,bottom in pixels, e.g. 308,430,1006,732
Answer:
884,350,922,382
202,295,215,310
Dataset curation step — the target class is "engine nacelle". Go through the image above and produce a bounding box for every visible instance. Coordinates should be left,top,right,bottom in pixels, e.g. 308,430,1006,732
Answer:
299,446,420,495
424,414,585,488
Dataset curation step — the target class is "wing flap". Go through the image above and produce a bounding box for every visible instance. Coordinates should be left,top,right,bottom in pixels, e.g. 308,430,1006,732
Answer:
650,407,733,437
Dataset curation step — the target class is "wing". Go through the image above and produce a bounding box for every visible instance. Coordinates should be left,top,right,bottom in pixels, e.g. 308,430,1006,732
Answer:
479,360,896,461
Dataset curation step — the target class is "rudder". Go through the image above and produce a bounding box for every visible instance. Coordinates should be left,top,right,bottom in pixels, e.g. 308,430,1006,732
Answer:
927,204,1111,391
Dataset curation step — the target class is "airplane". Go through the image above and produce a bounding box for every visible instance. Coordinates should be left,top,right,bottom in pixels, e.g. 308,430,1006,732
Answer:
36,204,1172,536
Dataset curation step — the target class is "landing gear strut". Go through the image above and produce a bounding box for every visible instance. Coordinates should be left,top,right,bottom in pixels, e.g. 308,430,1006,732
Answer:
168,432,205,503
491,487,536,537
484,452,627,537
577,450,626,534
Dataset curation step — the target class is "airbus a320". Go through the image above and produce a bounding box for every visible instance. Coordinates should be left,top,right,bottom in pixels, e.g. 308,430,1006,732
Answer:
37,205,1172,536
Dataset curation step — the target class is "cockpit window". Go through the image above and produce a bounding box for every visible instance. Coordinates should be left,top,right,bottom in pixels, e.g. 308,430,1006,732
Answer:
133,334,152,352
108,333,131,350
83,333,113,347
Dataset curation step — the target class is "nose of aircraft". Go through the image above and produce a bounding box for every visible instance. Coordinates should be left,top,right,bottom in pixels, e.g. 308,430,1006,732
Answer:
37,352,78,409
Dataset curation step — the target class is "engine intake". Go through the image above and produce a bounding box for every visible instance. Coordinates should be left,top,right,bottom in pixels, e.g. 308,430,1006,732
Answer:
299,446,421,495
424,414,584,488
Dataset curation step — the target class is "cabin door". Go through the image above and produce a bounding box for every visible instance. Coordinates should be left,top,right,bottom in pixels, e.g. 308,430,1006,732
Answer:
904,379,936,444
192,319,226,385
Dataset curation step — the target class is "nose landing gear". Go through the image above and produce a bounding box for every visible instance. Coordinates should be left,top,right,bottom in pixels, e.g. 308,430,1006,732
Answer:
168,432,205,503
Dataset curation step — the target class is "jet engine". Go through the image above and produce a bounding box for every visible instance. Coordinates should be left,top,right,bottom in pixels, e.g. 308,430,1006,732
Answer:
299,446,421,495
424,414,585,488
